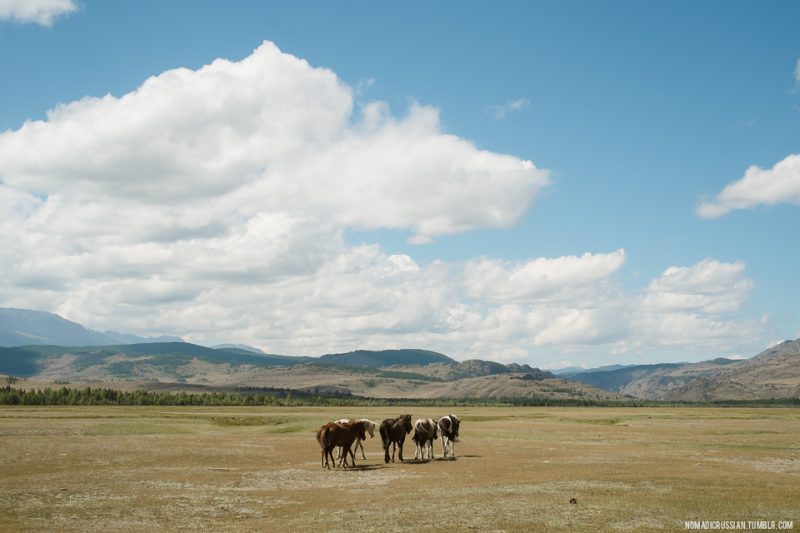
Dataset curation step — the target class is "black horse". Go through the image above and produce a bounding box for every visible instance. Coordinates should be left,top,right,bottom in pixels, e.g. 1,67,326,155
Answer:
379,414,413,463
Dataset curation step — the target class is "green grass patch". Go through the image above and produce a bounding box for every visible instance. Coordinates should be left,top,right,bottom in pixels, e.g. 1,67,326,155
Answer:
210,415,293,427
558,417,626,425
88,421,193,435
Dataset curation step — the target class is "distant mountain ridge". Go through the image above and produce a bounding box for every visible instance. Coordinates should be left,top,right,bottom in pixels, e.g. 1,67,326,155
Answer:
212,344,266,354
0,307,182,347
552,364,632,376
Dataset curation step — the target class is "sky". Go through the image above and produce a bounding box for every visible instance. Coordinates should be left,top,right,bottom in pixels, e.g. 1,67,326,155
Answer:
0,1,799,368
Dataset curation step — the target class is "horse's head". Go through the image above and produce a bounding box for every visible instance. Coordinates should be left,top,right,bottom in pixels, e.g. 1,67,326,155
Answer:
356,421,368,441
364,419,376,438
401,414,413,434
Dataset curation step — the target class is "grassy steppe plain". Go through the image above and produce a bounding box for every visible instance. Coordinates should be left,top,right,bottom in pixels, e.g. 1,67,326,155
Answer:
1,406,798,532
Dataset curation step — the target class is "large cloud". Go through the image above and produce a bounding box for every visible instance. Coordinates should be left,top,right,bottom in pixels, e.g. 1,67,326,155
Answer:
0,42,548,244
697,154,800,218
0,0,76,26
0,42,764,363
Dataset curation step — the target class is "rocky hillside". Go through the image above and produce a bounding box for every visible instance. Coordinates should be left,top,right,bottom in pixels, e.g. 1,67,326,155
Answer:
664,340,800,401
385,359,554,381
565,340,800,400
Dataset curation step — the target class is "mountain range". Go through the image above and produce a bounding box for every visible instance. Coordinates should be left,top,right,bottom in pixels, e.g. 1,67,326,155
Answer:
0,309,621,401
0,341,625,402
0,307,797,401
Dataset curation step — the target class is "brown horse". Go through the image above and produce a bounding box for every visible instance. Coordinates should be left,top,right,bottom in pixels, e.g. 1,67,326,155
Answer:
317,420,368,469
379,414,413,463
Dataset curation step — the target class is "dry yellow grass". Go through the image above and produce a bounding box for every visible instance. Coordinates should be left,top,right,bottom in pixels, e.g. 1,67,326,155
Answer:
1,406,798,532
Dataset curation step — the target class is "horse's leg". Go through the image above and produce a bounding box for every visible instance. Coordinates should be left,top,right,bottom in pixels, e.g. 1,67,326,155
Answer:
442,436,448,457
358,438,366,460
348,444,356,468
398,436,405,462
339,443,351,468
391,441,397,463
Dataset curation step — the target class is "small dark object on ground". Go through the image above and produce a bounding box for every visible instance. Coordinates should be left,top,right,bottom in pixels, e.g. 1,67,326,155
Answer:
569,498,577,504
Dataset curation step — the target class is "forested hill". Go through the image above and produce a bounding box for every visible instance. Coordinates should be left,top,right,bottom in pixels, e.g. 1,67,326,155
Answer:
318,349,456,368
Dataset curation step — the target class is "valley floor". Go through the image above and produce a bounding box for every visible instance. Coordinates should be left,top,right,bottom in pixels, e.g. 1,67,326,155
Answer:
1,406,799,532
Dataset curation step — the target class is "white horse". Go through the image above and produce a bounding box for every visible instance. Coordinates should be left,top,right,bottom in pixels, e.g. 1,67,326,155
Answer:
335,418,376,460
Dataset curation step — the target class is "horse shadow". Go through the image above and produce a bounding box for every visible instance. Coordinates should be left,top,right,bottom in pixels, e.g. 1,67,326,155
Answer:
343,463,386,471
430,454,481,461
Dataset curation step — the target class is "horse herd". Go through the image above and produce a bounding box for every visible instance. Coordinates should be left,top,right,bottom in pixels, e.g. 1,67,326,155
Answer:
315,414,461,469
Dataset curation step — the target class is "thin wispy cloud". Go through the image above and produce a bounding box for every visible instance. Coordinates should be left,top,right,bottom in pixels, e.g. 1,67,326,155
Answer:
355,77,375,96
487,97,530,120
0,0,78,26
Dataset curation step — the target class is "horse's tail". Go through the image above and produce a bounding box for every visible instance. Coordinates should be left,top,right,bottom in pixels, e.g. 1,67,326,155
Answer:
317,426,329,449
380,424,392,463
379,424,389,450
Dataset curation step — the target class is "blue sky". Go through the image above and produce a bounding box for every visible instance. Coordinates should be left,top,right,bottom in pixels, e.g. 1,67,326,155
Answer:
1,1,798,367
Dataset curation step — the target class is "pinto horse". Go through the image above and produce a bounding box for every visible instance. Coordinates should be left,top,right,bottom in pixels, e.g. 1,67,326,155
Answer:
437,414,460,458
317,420,368,469
379,414,413,463
412,418,438,460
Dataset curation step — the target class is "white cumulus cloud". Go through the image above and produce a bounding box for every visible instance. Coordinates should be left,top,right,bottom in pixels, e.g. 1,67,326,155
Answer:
0,41,766,363
697,154,800,218
0,42,549,244
0,0,77,26
464,249,626,303
642,259,754,314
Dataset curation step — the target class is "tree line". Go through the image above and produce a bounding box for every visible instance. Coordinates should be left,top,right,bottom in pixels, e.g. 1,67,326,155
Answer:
0,386,796,407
